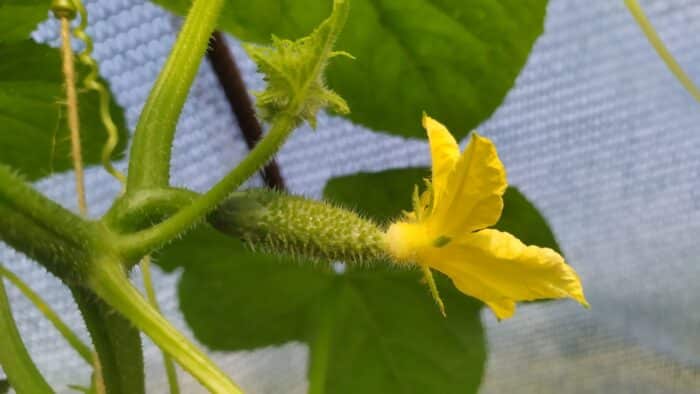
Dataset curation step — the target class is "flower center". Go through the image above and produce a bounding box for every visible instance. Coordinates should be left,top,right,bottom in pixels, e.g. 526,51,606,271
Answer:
385,221,431,264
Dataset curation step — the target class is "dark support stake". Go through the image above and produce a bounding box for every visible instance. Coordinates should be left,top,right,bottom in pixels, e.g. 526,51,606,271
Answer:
206,31,286,190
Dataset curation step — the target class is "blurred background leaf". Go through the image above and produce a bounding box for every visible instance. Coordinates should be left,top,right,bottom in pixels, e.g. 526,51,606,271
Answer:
0,40,128,180
151,0,548,139
157,225,486,394
0,0,50,44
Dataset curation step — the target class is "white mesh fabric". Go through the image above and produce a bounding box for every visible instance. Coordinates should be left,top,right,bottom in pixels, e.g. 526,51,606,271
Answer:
1,0,699,392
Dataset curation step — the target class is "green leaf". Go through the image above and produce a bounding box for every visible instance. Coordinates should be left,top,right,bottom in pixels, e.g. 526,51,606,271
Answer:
151,0,547,139
0,379,9,394
0,0,50,43
157,226,330,350
324,167,428,223
498,185,561,253
0,40,128,180
157,226,486,394
323,167,561,252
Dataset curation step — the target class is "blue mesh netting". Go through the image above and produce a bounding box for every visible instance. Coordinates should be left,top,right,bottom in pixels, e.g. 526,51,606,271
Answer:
1,0,699,392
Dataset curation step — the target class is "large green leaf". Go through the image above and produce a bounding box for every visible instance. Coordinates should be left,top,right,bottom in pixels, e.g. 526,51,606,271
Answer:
0,40,128,180
152,0,547,139
157,226,486,394
0,0,50,43
324,167,561,252
157,226,330,350
498,183,561,253
158,164,578,392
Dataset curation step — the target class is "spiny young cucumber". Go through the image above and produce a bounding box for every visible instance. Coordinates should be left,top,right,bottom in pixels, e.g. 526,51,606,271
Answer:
211,189,389,265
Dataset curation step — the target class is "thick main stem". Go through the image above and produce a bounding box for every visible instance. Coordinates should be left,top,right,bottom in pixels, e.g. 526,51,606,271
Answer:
72,287,145,394
59,16,87,215
127,0,225,192
0,167,96,280
0,166,93,247
88,260,243,394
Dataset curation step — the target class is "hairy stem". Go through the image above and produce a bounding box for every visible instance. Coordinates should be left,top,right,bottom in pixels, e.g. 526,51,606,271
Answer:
206,31,286,190
103,187,196,234
0,166,95,249
0,168,96,281
0,203,87,281
0,265,92,363
0,278,54,394
119,113,297,260
127,0,225,192
141,256,180,394
88,260,243,394
72,287,145,394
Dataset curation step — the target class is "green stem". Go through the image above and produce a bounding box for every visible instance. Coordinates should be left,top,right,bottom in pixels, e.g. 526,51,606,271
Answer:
119,113,296,260
0,277,54,394
0,166,95,248
126,0,225,192
103,188,196,234
0,168,107,281
88,259,243,394
0,265,92,364
72,286,145,394
141,256,180,394
624,0,700,103
0,202,90,282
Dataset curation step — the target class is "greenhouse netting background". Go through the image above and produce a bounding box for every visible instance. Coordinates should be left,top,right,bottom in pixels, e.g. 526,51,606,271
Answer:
1,0,699,392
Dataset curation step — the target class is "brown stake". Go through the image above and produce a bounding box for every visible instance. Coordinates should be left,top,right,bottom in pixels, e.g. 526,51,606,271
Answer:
206,31,286,190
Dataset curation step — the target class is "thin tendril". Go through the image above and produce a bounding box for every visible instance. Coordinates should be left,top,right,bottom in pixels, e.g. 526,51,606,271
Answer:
71,0,126,186
625,0,700,103
0,264,92,364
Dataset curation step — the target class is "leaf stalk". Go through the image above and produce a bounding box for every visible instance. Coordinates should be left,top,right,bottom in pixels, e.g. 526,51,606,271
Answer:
126,0,225,192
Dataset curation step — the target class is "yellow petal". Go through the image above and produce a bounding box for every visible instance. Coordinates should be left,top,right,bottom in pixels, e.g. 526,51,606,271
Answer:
422,114,460,210
425,229,588,319
428,132,507,236
485,300,516,320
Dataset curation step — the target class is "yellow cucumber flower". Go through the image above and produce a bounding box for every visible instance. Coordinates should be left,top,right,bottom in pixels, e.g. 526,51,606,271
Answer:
386,114,588,320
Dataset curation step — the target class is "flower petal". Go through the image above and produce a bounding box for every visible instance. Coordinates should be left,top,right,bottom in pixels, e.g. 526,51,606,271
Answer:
485,300,516,320
422,114,460,210
428,132,507,236
425,229,588,319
